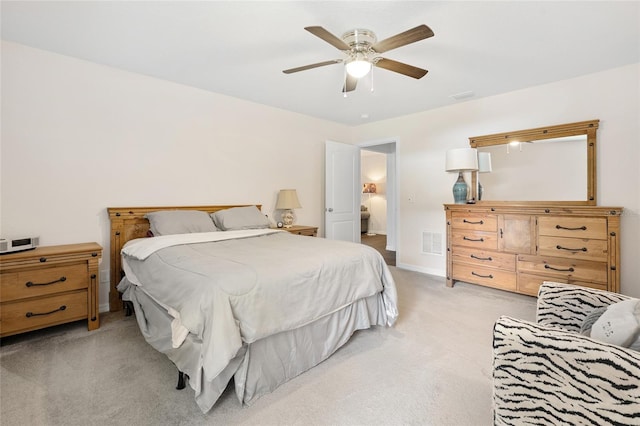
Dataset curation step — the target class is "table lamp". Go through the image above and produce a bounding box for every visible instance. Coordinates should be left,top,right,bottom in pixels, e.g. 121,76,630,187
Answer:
275,189,302,228
445,148,478,204
362,183,377,195
362,183,377,236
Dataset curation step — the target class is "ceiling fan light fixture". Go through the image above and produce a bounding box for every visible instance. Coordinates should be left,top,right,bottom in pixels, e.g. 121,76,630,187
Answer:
345,58,372,78
285,25,434,90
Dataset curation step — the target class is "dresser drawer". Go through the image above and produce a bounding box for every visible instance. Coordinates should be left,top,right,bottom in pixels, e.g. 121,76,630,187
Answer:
451,230,498,250
290,228,317,237
452,263,516,292
538,216,607,240
517,255,608,283
515,273,546,296
517,273,607,297
451,213,497,232
0,290,88,336
1,263,88,302
452,246,516,271
538,236,608,262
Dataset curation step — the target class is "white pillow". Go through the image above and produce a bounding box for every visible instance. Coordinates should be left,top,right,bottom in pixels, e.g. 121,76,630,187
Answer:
590,299,640,351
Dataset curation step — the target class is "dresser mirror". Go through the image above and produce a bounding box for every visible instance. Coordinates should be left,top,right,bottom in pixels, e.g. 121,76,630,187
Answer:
469,120,598,205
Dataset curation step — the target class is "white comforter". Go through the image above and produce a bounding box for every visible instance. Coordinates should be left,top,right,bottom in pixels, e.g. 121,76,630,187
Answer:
121,230,398,387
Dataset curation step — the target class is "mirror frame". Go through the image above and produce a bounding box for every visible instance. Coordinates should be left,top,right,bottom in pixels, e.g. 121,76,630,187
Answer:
469,119,599,205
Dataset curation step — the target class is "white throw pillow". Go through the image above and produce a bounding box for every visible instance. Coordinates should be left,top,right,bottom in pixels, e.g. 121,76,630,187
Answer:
590,299,640,351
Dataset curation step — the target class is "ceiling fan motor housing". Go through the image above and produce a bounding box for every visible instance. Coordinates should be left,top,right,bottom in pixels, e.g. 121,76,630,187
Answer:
342,29,376,50
342,29,378,66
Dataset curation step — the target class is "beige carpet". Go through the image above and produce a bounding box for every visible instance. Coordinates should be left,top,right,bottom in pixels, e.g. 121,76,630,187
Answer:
0,268,536,425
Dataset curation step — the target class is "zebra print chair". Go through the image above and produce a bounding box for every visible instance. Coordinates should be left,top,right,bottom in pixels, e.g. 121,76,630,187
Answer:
493,282,640,425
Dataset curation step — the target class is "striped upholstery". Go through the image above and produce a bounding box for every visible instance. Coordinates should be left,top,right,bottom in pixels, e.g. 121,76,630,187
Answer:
537,282,632,333
493,282,640,425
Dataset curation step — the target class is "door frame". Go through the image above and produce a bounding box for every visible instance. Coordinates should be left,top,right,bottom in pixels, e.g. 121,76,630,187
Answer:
358,138,398,253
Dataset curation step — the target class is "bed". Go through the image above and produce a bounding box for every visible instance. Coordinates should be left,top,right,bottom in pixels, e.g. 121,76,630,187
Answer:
107,204,398,413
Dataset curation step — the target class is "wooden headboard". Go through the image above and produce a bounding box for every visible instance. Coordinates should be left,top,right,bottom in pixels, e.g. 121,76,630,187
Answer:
107,204,260,311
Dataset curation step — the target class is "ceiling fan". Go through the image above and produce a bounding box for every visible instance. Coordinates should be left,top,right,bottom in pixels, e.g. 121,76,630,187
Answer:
283,24,434,93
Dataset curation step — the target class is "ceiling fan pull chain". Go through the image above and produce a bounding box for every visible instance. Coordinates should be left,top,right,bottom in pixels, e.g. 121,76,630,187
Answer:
371,66,375,92
343,66,348,98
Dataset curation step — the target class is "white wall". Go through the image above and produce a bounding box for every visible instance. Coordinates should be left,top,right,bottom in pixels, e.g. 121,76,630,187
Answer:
0,41,352,310
361,151,387,235
353,63,640,298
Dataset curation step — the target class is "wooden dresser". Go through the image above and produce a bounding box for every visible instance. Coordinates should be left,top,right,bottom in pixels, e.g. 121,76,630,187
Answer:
444,204,622,296
0,243,102,337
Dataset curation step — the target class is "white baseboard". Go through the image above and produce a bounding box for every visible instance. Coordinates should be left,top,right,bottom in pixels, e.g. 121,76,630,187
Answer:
396,263,445,278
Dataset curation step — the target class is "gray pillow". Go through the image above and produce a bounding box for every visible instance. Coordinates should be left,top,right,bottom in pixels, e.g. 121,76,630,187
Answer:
145,210,218,236
580,306,607,335
211,206,270,231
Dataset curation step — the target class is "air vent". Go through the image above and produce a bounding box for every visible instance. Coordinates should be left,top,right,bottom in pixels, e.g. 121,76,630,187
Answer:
422,231,443,255
450,90,475,100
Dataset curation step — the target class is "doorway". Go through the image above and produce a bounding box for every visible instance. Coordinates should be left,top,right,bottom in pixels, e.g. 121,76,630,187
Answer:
359,140,397,266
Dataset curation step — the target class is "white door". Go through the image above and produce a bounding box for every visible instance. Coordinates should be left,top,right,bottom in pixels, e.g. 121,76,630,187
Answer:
325,141,360,242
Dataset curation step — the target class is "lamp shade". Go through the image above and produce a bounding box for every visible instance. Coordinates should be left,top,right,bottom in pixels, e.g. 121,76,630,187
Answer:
478,152,492,173
362,183,377,194
346,60,372,78
445,148,478,172
275,189,302,209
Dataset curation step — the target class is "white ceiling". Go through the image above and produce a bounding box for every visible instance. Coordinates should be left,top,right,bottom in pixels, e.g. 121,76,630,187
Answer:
2,1,639,126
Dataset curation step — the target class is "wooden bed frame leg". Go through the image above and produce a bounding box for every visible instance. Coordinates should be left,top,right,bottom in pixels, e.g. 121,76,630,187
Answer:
123,301,134,316
177,371,187,390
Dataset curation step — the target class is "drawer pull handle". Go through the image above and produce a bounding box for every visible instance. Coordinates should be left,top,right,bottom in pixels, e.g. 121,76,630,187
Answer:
463,219,484,225
545,264,575,272
471,271,493,279
556,225,587,231
463,236,484,242
556,245,587,252
26,305,66,318
470,254,492,261
26,276,67,287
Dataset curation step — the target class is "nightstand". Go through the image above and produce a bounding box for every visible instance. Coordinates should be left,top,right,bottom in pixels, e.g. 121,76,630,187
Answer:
0,242,102,337
282,225,318,237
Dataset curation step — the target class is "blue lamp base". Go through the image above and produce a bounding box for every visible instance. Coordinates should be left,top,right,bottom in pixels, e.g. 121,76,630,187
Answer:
452,172,468,204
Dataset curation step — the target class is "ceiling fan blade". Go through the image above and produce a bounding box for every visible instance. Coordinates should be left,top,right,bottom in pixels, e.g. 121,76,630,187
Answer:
283,59,342,74
304,26,351,50
374,58,428,79
342,74,358,93
372,24,434,53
